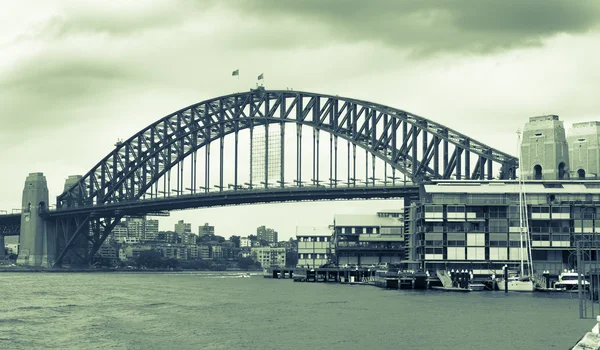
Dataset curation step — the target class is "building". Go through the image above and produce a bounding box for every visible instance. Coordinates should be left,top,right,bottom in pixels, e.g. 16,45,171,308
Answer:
198,223,215,237
97,243,118,266
521,115,569,180
198,245,210,259
251,247,286,268
127,218,145,239
175,220,192,235
111,222,129,241
240,237,251,248
257,225,278,243
144,219,159,241
332,211,404,266
408,180,600,275
296,226,332,268
568,121,600,179
211,245,223,259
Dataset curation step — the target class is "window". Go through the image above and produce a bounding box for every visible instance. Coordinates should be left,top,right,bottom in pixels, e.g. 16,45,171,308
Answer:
489,219,508,232
489,207,508,219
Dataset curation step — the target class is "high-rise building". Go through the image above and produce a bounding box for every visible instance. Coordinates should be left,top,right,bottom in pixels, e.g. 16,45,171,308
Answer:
127,218,145,239
198,223,215,237
175,220,192,235
144,219,159,241
257,225,278,243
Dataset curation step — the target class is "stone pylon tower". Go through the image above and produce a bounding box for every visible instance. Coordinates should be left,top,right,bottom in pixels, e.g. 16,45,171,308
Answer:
520,115,569,180
568,122,600,179
17,172,55,267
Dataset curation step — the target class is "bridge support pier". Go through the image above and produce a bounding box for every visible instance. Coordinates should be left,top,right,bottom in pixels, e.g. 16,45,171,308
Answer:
16,173,55,268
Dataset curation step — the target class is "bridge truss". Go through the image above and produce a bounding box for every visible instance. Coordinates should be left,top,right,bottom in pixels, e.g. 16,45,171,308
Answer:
7,88,519,266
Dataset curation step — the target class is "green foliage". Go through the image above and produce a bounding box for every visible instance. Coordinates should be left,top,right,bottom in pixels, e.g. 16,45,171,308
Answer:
238,256,261,270
229,235,241,248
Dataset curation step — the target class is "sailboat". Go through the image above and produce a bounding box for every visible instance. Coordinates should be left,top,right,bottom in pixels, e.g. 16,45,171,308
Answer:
499,130,535,292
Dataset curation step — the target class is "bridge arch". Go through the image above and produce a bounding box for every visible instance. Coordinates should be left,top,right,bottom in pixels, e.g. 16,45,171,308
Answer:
58,88,518,209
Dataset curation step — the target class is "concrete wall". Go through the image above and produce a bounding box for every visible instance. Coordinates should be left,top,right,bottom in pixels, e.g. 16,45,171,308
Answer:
521,115,569,180
568,121,600,179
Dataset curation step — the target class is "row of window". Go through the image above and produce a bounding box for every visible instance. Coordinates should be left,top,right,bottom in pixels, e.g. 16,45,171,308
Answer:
299,253,327,259
298,236,330,242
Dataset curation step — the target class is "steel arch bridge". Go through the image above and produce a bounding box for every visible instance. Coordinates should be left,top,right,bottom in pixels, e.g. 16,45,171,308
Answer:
1,88,518,266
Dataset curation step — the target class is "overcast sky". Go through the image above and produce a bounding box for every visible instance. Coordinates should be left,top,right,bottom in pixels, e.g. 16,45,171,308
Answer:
2,1,600,240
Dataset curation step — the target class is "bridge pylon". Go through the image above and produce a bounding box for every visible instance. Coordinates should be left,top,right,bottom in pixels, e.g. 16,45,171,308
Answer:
16,172,55,267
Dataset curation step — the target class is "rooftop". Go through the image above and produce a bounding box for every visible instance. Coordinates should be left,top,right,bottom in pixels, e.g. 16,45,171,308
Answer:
334,214,402,227
295,226,332,236
424,180,600,195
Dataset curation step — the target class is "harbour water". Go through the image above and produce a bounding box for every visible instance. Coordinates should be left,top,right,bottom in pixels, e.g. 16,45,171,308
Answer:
0,272,593,349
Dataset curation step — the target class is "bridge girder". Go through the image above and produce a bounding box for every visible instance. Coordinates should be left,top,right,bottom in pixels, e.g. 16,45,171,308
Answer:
47,88,518,266
57,89,518,209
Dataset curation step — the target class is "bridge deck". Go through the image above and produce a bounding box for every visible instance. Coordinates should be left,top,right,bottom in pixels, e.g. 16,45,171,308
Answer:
44,185,419,218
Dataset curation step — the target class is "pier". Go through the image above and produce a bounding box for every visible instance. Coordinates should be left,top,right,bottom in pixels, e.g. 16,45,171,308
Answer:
265,267,496,291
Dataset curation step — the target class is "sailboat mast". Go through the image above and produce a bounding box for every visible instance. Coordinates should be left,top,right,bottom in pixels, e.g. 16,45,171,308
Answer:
517,130,525,277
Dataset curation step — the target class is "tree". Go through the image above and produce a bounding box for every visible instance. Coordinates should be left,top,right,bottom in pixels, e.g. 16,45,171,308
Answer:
229,235,241,248
238,257,260,270
135,250,163,269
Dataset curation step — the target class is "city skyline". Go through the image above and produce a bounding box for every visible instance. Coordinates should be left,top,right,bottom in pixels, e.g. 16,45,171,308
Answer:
2,1,600,242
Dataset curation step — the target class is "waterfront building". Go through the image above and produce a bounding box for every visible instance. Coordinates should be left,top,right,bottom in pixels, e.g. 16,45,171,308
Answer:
198,223,215,237
332,211,404,266
407,180,600,275
211,245,223,259
187,245,199,259
175,220,192,235
257,225,278,243
198,245,210,259
296,226,332,268
97,243,118,266
251,247,286,268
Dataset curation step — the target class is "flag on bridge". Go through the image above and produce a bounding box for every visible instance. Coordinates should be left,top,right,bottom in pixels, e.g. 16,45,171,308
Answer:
257,73,264,80
232,69,239,76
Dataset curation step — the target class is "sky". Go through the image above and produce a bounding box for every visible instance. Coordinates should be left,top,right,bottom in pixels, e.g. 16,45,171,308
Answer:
2,1,600,240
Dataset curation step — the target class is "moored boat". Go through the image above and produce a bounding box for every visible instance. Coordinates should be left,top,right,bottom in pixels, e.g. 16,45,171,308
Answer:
554,270,590,291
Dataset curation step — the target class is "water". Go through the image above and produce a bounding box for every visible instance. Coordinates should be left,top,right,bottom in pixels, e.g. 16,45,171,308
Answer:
0,272,593,349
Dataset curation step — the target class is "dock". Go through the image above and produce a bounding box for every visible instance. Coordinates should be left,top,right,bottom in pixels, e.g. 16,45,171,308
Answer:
265,267,496,292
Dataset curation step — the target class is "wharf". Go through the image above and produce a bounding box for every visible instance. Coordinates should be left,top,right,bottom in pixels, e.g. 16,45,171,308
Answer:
267,267,497,292
266,267,373,284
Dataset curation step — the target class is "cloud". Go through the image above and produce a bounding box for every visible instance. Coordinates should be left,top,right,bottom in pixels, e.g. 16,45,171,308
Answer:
232,0,600,55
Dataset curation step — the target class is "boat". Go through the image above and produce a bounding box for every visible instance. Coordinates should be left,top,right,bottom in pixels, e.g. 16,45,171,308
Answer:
502,275,535,292
469,283,487,291
239,273,251,278
554,270,590,291
498,130,535,292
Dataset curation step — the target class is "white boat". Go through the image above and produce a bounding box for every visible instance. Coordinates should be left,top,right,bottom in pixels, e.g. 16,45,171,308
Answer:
554,270,590,291
469,283,487,291
502,276,535,292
